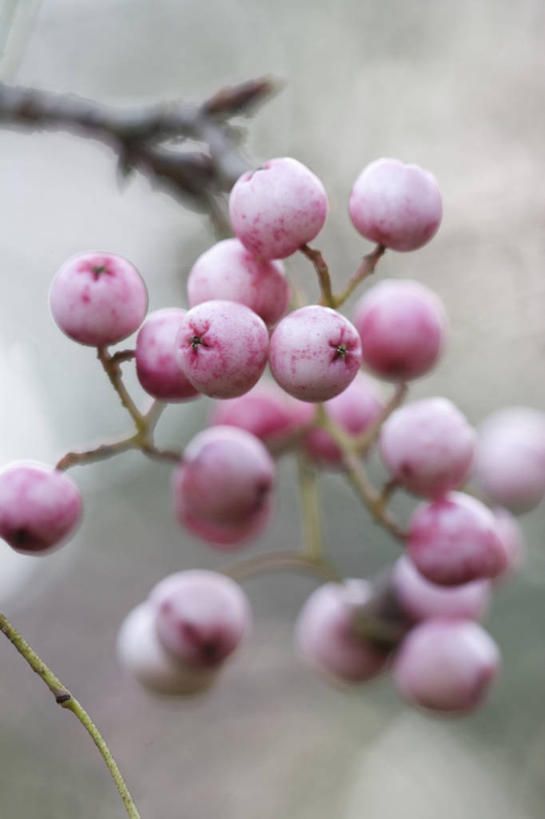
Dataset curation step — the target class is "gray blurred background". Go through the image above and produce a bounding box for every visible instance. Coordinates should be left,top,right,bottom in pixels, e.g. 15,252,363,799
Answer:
0,1,545,817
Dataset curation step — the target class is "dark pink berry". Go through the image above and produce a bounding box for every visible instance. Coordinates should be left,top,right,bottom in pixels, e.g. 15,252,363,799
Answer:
49,251,148,346
150,570,251,669
472,407,545,513
188,238,290,327
0,462,82,554
353,279,446,381
392,619,500,712
304,373,384,465
392,556,490,623
349,158,442,252
135,308,199,401
269,306,362,402
210,382,315,448
295,580,388,683
229,158,328,259
175,300,269,399
172,426,275,548
117,603,217,696
380,397,475,497
407,492,508,586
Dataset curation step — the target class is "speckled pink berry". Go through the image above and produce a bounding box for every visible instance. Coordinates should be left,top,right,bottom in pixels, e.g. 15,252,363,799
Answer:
349,158,442,252
493,507,525,578
49,251,148,346
295,580,388,684
0,461,82,554
172,426,275,548
117,603,217,696
472,407,545,513
269,306,362,402
229,158,328,259
211,382,315,448
392,619,500,712
407,492,508,586
392,556,490,623
175,300,269,399
188,238,290,327
304,373,384,465
353,279,446,381
380,397,475,497
150,570,251,670
135,308,199,402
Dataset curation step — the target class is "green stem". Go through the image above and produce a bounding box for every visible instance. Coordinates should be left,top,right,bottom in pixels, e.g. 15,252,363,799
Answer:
0,613,141,819
296,452,324,560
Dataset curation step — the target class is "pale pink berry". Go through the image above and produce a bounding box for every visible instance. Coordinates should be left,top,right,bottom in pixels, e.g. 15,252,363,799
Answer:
472,407,545,513
135,308,199,401
392,556,490,623
353,279,446,381
179,502,273,548
172,426,275,548
304,373,384,465
380,398,475,497
150,570,251,669
229,157,328,259
187,238,290,327
117,603,217,696
49,251,148,346
211,382,315,448
269,306,362,402
392,620,500,712
493,507,525,577
295,580,388,683
349,158,442,252
175,300,269,399
0,462,82,554
407,492,507,586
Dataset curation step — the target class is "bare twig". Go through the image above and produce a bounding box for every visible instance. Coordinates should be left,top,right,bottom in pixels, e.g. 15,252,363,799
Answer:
299,244,336,308
0,76,277,210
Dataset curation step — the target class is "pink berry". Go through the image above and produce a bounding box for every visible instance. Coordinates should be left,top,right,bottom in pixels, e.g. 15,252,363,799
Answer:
349,158,442,252
150,570,251,669
493,507,525,577
304,373,384,465
392,556,490,623
0,462,82,554
295,580,388,683
269,306,362,402
175,300,269,399
379,398,475,497
117,603,217,696
353,279,446,381
229,157,328,259
407,492,508,586
180,501,273,549
392,620,500,712
187,238,290,327
211,382,315,448
172,426,275,548
135,308,199,402
49,251,148,346
472,407,545,513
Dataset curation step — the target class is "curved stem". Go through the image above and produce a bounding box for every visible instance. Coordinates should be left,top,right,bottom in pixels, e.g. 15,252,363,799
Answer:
224,549,341,583
334,244,385,307
0,613,141,819
354,382,408,454
299,245,336,308
97,347,146,434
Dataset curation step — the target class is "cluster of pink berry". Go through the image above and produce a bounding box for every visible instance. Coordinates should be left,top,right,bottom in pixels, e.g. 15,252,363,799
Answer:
1,156,544,715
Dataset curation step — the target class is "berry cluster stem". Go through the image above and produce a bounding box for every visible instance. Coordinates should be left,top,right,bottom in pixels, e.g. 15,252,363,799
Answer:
334,244,385,307
299,245,336,307
300,243,385,308
56,353,182,471
296,452,325,560
316,405,406,541
0,613,142,819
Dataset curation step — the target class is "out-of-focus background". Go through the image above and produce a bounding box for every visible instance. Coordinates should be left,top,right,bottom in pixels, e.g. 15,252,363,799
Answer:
0,1,544,817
